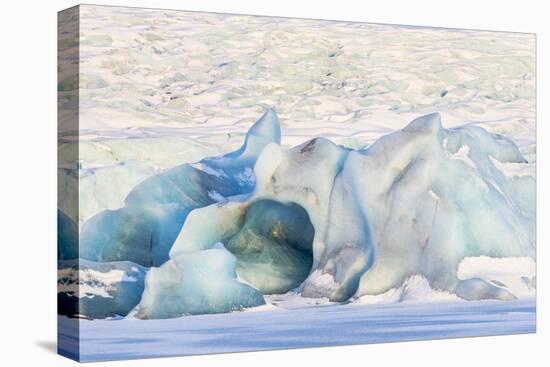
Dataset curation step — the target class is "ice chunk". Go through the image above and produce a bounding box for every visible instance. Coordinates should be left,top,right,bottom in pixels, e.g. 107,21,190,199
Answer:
169,199,248,256
80,203,187,267
57,259,147,318
169,198,315,295
225,199,315,294
457,256,536,298
456,278,516,301
58,209,78,260
136,245,265,319
227,108,281,160
300,270,338,298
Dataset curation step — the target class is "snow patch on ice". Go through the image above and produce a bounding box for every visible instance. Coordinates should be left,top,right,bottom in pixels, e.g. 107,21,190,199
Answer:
235,167,256,187
265,291,333,309
490,156,535,178
207,190,226,202
448,144,476,169
58,267,137,299
355,275,460,305
190,162,228,178
457,256,536,298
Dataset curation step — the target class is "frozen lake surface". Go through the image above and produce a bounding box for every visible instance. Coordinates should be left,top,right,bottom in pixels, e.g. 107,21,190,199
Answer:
59,298,535,362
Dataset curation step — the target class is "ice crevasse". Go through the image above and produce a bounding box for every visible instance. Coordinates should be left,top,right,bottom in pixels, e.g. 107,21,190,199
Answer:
58,109,536,319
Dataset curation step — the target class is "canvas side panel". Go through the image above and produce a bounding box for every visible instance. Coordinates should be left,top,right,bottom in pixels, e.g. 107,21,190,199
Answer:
57,5,80,362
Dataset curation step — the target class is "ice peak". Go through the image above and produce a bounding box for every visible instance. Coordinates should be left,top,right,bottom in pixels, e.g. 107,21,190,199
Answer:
241,108,281,157
403,113,442,135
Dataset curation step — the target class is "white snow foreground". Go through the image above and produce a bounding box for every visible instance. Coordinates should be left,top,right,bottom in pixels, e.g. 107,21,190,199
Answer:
60,109,535,319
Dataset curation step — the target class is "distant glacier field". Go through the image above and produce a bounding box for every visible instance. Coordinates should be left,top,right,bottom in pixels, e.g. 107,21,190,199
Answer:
59,298,535,362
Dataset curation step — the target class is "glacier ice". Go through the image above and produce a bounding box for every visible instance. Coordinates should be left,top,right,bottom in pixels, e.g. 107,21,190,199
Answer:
64,109,536,319
80,203,187,267
77,108,281,267
224,199,315,294
136,244,265,319
457,256,535,298
348,113,534,299
165,199,315,295
58,137,227,226
164,110,534,311
58,209,78,260
57,259,147,318
455,278,516,301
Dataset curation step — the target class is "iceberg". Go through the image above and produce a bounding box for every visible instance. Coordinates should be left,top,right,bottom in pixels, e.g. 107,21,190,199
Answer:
158,110,534,312
62,109,535,319
455,278,516,301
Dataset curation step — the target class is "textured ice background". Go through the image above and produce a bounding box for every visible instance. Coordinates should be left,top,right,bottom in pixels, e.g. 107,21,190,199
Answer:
72,7,535,145
73,6,535,145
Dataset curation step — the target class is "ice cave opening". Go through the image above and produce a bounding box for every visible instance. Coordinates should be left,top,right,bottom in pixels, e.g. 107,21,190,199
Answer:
224,199,315,294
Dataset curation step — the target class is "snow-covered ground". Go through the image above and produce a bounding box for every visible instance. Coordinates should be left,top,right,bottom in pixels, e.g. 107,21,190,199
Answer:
59,298,535,362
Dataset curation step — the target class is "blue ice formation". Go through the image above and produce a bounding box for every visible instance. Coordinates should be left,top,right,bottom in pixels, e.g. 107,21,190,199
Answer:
58,109,535,319
57,259,147,318
137,244,265,319
76,108,281,267
225,199,315,294
246,112,534,302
